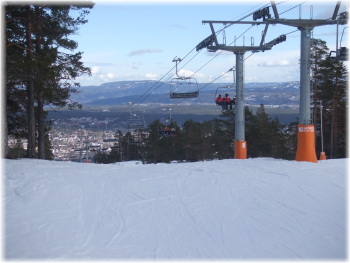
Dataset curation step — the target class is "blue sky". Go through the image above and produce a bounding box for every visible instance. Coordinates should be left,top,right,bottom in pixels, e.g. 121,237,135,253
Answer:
73,1,348,86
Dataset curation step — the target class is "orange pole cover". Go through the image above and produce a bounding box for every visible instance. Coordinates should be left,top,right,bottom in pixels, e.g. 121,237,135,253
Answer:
295,124,318,163
234,140,247,159
320,151,327,160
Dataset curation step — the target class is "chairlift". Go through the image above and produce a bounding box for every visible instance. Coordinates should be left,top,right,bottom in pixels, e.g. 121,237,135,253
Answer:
124,113,146,129
330,47,348,61
127,135,142,145
214,85,235,111
169,57,199,99
158,122,177,138
158,108,177,138
124,102,146,130
170,78,199,99
329,26,348,61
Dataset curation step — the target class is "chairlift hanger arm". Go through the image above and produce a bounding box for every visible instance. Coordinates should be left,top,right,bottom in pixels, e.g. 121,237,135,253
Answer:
172,57,185,79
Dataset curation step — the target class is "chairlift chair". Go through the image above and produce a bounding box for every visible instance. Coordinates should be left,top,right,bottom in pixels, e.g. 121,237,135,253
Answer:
158,109,177,138
214,85,235,111
169,56,199,99
124,113,146,130
329,26,348,61
330,47,348,61
127,135,142,145
169,77,199,99
158,122,177,138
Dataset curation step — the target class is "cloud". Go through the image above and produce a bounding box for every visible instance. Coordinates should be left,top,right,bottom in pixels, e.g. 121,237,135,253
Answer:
257,59,292,67
90,65,117,80
177,69,195,78
128,48,162,56
145,73,158,80
91,66,102,74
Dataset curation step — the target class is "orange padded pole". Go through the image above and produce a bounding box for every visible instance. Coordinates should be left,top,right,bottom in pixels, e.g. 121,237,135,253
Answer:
295,124,318,163
234,140,247,159
320,151,327,160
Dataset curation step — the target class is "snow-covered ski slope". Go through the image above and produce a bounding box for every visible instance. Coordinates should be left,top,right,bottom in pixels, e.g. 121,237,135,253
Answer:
4,158,347,260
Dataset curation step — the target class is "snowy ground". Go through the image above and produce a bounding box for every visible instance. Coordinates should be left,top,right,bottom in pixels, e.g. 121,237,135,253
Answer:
3,158,347,260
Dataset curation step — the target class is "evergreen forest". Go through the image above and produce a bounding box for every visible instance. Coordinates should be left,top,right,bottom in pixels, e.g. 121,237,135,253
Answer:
94,105,298,164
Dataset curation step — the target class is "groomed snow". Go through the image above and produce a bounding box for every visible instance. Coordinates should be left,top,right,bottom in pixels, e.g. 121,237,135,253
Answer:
4,158,347,260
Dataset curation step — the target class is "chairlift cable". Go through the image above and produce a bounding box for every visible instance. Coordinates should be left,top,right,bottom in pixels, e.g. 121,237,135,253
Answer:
285,29,299,35
128,2,300,113
130,47,198,110
216,1,270,34
190,25,255,80
130,65,175,109
130,24,255,113
278,1,307,16
129,3,271,109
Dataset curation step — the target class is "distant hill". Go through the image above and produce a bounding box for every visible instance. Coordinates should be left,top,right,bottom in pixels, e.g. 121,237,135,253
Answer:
71,80,300,107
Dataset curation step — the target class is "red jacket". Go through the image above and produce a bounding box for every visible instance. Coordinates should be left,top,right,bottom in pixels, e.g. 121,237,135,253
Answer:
223,96,231,103
216,97,223,104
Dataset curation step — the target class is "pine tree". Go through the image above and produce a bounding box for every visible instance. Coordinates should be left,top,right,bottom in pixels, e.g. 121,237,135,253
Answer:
245,105,292,159
5,3,93,159
316,58,347,158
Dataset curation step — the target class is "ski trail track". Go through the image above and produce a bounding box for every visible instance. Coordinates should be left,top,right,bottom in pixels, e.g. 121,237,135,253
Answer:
4,158,347,260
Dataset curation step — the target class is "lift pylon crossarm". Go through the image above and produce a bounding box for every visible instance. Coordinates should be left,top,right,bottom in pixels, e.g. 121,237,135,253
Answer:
203,13,348,28
266,18,343,28
208,45,271,53
203,20,267,26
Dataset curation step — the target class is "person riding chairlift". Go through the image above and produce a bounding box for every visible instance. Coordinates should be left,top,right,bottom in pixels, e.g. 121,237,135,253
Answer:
232,96,236,105
159,126,176,137
215,94,223,106
223,93,232,110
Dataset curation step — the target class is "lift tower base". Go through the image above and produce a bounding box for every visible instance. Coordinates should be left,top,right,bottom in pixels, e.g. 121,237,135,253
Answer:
234,140,247,159
295,124,318,163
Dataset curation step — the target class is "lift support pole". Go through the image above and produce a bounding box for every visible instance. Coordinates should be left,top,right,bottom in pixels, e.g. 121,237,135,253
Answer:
206,43,279,159
201,17,286,159
295,26,317,162
234,51,246,158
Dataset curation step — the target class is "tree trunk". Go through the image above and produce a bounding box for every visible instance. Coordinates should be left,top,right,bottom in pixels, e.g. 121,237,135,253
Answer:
35,6,45,159
37,88,45,159
3,104,8,157
26,6,36,158
330,75,339,158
